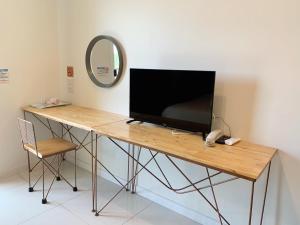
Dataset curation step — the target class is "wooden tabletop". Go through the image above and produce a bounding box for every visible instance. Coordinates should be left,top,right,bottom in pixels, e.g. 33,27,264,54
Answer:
23,105,277,181
23,105,128,131
93,121,277,181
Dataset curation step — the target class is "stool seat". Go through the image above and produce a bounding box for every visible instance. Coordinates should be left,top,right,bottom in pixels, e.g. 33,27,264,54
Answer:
24,138,77,158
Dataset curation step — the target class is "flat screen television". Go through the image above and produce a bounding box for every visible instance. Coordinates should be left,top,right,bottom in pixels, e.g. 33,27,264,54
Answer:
129,68,215,135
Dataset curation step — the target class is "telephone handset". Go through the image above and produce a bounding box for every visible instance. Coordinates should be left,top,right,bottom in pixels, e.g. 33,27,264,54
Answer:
205,129,223,147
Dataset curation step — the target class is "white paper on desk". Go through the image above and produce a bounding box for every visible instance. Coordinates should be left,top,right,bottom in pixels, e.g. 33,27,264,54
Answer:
31,103,47,109
31,101,71,109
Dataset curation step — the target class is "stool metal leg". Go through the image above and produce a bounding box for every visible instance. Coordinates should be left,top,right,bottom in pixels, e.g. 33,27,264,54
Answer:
56,154,61,181
73,149,78,192
27,151,34,192
42,160,47,204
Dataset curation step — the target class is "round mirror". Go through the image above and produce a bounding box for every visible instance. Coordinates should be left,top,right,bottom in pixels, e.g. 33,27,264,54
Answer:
86,35,124,88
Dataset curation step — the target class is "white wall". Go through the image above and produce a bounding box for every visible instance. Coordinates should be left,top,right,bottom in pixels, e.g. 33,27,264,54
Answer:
1,0,297,224
0,0,60,175
56,0,300,224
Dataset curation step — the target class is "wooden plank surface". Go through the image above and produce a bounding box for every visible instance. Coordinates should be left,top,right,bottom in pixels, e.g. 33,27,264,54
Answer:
93,121,277,181
23,105,277,181
23,105,128,131
24,138,77,158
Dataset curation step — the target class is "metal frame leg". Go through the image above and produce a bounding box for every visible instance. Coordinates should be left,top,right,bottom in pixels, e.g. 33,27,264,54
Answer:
26,112,274,224
260,162,271,225
91,131,95,212
93,140,230,219
27,151,34,192
131,144,135,193
132,146,141,193
43,157,75,189
25,113,96,206
26,154,73,204
73,149,78,192
206,168,223,225
248,182,255,225
126,143,130,191
95,133,99,216
42,159,47,204
166,155,230,225
56,154,61,181
24,111,33,193
96,150,158,215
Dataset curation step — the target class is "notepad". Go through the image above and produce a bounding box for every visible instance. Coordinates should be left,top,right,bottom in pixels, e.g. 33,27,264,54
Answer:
31,101,71,109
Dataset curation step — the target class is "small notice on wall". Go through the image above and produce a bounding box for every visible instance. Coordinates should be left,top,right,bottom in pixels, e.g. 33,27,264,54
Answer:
0,68,9,84
67,66,74,78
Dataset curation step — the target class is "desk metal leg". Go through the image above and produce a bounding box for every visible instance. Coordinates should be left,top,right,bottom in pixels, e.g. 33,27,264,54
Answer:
95,133,99,216
260,162,271,225
206,168,223,225
166,156,230,225
96,152,158,215
248,162,271,225
91,131,95,212
126,143,130,191
132,146,141,193
131,144,135,193
248,181,255,225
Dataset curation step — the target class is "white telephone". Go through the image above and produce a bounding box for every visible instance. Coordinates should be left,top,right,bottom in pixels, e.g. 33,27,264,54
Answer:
205,129,223,147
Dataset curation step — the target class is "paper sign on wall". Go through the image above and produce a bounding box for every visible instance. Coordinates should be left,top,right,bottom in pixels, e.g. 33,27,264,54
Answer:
67,66,74,78
0,69,9,84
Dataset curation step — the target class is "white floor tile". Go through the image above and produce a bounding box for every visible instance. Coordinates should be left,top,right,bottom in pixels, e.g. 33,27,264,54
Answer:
62,186,152,225
124,203,201,225
0,161,201,225
20,206,88,225
0,174,27,193
0,186,57,225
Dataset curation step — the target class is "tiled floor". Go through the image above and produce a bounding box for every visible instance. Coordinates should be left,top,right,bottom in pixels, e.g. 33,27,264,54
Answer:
0,161,201,225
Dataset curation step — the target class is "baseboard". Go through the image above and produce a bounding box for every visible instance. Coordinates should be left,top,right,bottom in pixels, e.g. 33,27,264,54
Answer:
0,165,27,178
67,156,218,225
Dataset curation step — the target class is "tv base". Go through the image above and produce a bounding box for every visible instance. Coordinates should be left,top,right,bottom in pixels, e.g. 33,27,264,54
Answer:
126,119,139,124
202,132,206,141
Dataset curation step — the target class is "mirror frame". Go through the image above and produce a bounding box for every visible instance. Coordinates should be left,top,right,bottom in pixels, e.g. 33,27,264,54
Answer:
85,35,124,88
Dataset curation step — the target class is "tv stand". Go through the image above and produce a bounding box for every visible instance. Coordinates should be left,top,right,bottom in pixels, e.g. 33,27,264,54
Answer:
202,132,206,141
126,119,141,124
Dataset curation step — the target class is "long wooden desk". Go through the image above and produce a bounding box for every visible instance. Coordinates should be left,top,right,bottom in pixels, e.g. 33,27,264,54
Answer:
92,121,276,225
23,105,277,225
93,121,276,182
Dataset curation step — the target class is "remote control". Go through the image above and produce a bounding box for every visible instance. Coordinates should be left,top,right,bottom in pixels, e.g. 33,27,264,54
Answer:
225,138,241,146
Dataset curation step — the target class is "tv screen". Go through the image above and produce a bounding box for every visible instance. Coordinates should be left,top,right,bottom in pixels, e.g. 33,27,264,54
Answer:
129,68,215,134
